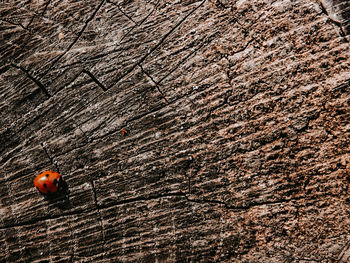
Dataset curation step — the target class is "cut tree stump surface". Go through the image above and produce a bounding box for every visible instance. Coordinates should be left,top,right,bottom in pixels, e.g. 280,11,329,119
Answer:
1,0,350,262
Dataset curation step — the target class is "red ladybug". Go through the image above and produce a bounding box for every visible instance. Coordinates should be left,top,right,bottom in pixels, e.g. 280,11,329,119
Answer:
34,170,62,194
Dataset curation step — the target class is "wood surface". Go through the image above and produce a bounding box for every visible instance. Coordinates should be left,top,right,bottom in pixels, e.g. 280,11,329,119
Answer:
1,0,350,262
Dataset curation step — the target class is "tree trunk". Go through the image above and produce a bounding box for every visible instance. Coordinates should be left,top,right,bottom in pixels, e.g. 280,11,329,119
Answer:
1,0,350,262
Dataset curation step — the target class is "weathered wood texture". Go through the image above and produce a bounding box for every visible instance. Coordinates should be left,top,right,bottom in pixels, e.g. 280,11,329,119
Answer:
1,0,350,262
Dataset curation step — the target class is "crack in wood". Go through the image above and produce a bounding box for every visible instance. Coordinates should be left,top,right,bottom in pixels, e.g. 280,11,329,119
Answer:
0,18,29,32
155,35,212,86
40,0,52,17
11,64,50,98
118,0,161,43
82,69,107,91
59,0,160,68
41,0,106,77
24,0,52,31
107,0,206,90
114,2,137,24
138,64,170,104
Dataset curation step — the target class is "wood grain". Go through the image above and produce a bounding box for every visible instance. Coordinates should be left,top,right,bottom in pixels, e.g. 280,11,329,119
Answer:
1,0,350,262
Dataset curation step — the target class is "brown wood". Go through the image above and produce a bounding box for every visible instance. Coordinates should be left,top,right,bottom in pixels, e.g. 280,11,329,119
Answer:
1,0,350,262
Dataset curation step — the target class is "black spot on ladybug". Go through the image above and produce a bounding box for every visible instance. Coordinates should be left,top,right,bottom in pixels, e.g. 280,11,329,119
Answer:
46,174,49,177
43,183,47,188
53,179,58,185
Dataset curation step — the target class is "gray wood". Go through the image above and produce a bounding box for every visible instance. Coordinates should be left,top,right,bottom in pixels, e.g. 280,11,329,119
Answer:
1,0,350,262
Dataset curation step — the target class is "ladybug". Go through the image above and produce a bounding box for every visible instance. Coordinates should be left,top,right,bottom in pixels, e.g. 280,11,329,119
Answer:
34,170,62,194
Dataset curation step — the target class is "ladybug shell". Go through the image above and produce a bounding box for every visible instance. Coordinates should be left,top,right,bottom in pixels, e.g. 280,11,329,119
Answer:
34,171,61,194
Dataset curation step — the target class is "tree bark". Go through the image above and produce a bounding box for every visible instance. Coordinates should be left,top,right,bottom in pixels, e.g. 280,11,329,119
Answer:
1,0,350,262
